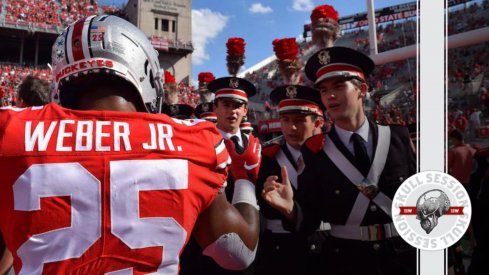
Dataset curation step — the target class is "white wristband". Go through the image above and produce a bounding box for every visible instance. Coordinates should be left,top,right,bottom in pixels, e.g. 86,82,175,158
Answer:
232,179,259,210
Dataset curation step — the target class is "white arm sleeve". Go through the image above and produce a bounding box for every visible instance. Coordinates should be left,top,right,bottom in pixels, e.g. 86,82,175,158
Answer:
202,232,257,270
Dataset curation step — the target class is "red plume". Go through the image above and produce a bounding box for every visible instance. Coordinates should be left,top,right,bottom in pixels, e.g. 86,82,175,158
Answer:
163,71,177,104
273,38,299,61
164,71,176,84
310,5,339,23
226,37,246,56
198,72,216,103
310,5,340,48
226,37,246,76
273,38,302,84
198,72,215,85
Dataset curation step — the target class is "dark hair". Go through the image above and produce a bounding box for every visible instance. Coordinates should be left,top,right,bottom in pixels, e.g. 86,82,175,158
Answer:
17,75,51,106
449,129,464,141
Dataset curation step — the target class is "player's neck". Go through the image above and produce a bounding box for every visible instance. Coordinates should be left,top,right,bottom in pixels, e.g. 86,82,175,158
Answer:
78,95,138,112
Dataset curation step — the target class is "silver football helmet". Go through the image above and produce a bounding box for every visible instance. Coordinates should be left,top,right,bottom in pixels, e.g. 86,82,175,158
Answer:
51,15,164,113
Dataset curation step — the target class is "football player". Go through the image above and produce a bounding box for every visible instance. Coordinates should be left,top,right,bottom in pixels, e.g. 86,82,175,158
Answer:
0,15,259,274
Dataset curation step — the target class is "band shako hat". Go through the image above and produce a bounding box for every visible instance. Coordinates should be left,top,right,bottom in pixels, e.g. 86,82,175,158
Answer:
208,77,256,103
270,85,324,116
305,46,375,86
195,102,217,122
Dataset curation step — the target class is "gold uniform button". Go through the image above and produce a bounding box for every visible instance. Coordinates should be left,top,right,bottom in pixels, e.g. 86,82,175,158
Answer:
370,205,377,212
373,243,381,251
275,245,280,250
310,244,316,251
335,190,340,195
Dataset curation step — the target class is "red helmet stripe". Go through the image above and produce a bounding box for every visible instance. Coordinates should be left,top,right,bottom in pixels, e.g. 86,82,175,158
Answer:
71,17,87,61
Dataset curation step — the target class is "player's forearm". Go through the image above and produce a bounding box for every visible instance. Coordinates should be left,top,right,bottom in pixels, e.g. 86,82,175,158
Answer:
233,202,260,246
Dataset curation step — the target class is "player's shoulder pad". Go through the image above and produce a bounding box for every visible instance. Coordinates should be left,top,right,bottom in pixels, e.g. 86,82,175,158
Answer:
262,142,281,158
305,133,325,153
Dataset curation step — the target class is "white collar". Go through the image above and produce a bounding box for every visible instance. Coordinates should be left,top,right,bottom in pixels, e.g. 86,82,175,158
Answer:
218,128,243,144
286,143,302,163
335,119,370,146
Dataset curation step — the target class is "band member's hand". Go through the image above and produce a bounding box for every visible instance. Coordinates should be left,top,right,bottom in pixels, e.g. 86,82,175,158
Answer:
261,166,294,217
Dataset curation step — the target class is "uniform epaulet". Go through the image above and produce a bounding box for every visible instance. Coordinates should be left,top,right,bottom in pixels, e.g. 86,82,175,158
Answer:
262,142,281,158
305,133,325,153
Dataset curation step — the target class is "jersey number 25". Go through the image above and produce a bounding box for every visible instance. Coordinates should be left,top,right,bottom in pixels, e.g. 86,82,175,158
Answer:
13,159,188,275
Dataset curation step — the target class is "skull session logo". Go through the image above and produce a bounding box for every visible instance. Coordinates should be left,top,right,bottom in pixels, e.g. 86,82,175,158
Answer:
415,190,451,234
392,171,471,250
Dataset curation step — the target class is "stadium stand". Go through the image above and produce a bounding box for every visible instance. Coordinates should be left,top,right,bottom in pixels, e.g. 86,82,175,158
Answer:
58,0,99,26
5,0,60,27
0,64,50,106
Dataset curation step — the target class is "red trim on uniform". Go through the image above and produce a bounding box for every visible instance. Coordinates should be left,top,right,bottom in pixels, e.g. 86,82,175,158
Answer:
278,99,321,113
305,134,325,153
71,17,87,61
262,143,280,158
316,64,365,80
215,89,248,99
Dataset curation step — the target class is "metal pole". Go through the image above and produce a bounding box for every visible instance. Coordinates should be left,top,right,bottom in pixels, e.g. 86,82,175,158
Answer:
366,0,378,55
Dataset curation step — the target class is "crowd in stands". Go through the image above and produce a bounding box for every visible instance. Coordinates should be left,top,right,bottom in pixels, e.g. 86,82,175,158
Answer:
59,0,98,26
448,0,489,35
0,64,50,106
448,41,489,140
0,63,202,108
340,20,417,56
175,82,200,106
5,0,61,27
2,0,112,28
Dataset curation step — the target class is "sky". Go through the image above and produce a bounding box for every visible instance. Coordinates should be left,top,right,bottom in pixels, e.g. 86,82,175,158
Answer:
98,0,414,84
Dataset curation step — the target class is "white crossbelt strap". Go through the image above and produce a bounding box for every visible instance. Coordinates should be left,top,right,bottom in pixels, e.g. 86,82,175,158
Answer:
276,149,298,189
324,125,392,225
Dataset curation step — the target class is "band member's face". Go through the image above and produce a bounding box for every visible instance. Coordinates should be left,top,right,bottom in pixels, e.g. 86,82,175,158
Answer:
214,99,248,134
280,113,319,150
318,78,366,124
